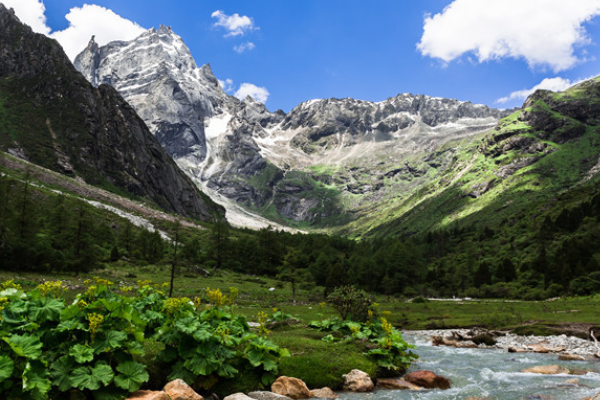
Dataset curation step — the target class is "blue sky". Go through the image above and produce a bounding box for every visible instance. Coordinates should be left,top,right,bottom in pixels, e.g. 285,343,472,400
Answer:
5,0,600,112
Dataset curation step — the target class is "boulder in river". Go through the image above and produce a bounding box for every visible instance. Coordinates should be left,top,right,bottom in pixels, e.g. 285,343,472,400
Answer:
522,365,570,375
248,391,292,400
404,370,451,390
271,376,312,399
224,394,255,400
342,369,375,392
164,379,203,400
376,377,422,390
126,391,171,400
309,387,340,399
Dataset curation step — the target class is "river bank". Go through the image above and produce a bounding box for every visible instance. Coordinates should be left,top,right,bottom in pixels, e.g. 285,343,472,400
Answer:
406,328,600,357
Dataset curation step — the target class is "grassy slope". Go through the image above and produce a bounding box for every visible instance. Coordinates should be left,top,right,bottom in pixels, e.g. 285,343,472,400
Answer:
345,86,600,241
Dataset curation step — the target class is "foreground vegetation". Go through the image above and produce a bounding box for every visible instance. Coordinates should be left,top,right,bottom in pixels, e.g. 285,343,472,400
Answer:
0,276,418,399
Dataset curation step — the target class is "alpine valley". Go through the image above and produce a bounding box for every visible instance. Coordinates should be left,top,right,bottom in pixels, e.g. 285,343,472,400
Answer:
2,3,600,297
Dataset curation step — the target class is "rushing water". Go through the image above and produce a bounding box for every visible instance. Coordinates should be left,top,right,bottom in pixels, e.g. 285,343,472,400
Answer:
343,334,600,400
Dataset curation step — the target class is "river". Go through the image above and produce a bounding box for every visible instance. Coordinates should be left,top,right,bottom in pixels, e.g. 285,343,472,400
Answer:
343,334,600,400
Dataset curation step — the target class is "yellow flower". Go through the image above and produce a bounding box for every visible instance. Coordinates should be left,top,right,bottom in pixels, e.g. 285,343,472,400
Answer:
93,277,113,287
88,313,104,341
37,281,66,297
206,288,225,307
1,280,21,290
163,297,191,315
193,297,202,310
257,311,270,337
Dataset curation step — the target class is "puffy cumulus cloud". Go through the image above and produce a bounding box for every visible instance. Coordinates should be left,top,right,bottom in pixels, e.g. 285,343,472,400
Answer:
212,10,256,37
50,5,146,61
1,0,50,34
497,77,590,104
418,0,600,72
233,42,255,54
234,83,269,103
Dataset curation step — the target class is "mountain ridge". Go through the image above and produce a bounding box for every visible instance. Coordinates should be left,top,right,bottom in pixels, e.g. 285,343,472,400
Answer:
73,26,514,230
0,4,223,221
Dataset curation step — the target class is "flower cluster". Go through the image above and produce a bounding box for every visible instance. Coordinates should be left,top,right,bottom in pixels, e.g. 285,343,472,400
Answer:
37,280,66,297
1,279,22,290
206,287,225,307
88,313,104,341
257,311,270,337
163,297,191,316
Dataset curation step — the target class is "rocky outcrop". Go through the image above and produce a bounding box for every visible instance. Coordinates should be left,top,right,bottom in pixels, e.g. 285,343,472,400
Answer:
342,369,374,392
403,370,451,390
271,376,312,399
0,4,223,220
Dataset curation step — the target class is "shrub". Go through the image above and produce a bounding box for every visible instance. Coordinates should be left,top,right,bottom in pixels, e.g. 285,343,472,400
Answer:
327,285,372,322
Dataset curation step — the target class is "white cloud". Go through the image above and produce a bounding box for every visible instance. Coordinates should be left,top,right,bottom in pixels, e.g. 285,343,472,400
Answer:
234,83,269,103
1,0,50,34
50,5,146,61
3,1,145,61
218,78,235,93
497,77,589,103
211,10,256,37
233,42,255,54
418,0,600,72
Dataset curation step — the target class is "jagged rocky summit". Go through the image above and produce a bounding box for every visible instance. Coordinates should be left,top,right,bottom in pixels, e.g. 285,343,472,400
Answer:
74,26,512,228
0,5,223,220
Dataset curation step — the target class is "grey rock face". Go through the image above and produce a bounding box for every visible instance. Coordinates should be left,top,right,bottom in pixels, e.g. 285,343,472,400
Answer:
0,4,223,220
74,27,235,162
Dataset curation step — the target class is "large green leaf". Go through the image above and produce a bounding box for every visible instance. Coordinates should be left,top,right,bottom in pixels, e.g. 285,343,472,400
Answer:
192,329,212,342
70,367,102,391
50,355,74,391
56,319,86,332
167,361,196,384
175,317,201,335
23,361,51,395
28,297,64,323
93,330,127,353
0,355,14,382
183,354,218,376
114,361,148,392
70,344,94,363
93,363,115,387
0,288,26,300
217,363,238,378
69,362,114,391
3,334,42,359
60,304,83,321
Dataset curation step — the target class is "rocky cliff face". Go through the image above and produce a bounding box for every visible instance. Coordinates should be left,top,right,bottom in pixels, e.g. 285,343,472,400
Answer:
74,27,235,163
0,4,223,220
73,26,513,228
